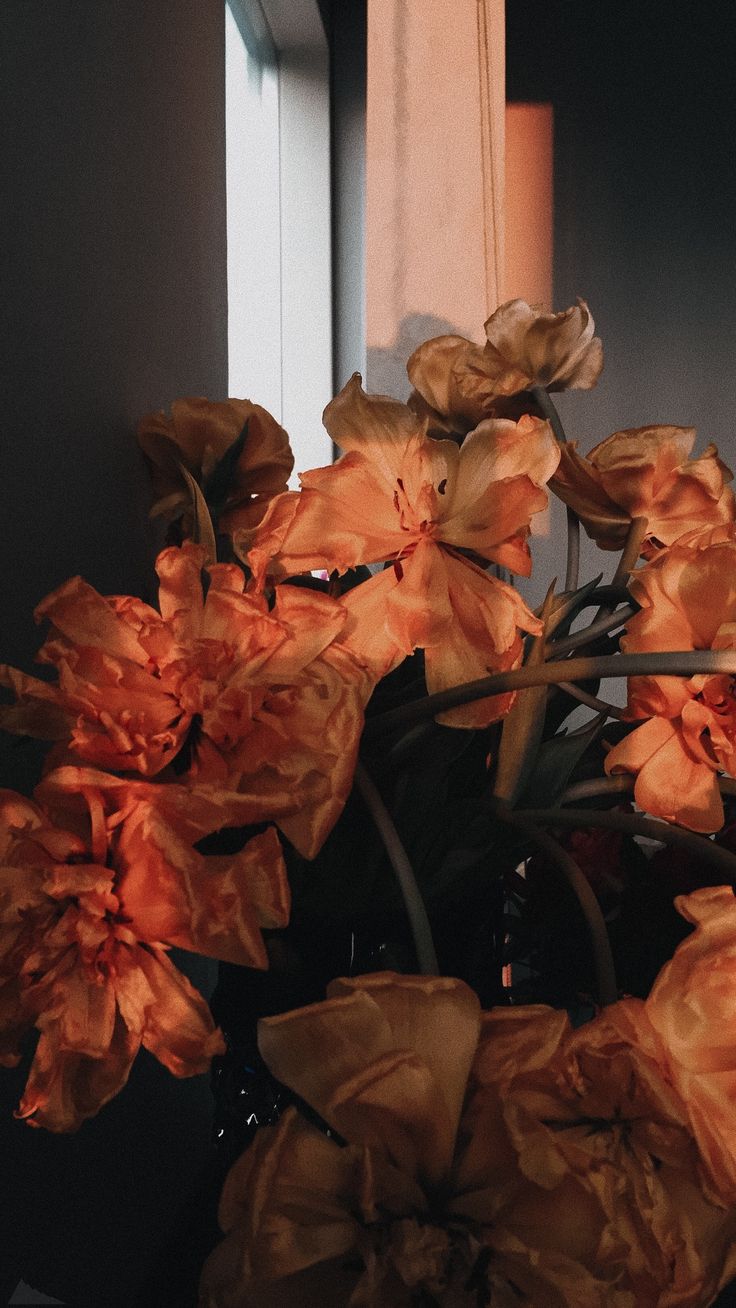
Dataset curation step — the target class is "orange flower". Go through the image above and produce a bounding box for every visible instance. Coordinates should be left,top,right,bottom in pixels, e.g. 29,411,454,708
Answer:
465,1003,736,1307
604,537,736,831
137,396,293,535
0,543,372,856
201,975,736,1307
200,972,502,1308
551,425,735,551
641,885,736,1207
407,299,602,437
0,772,290,1131
243,376,559,728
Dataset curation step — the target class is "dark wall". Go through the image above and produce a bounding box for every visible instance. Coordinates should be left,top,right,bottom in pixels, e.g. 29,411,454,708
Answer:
331,0,366,387
0,3,227,1304
507,0,736,602
0,0,228,681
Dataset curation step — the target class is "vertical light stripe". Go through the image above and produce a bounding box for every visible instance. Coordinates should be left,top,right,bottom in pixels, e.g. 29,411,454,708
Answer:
366,0,506,396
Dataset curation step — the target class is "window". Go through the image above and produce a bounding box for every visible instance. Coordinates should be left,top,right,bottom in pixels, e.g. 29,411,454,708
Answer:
225,0,332,478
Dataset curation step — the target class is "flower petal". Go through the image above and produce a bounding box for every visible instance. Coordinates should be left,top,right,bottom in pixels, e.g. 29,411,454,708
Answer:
605,717,723,832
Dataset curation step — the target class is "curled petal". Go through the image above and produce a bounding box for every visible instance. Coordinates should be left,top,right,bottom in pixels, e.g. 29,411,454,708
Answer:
16,1015,139,1132
132,945,225,1075
483,298,603,393
552,427,735,551
138,396,293,529
34,576,148,664
114,803,289,969
472,1005,571,1085
605,717,723,832
259,974,474,1184
425,552,540,729
327,973,481,1148
247,456,410,582
644,887,736,1203
258,990,397,1128
407,335,494,432
323,373,427,484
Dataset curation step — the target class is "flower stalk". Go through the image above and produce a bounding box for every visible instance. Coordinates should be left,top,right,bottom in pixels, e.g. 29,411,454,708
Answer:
354,761,439,975
493,803,618,1006
366,649,736,737
531,384,580,592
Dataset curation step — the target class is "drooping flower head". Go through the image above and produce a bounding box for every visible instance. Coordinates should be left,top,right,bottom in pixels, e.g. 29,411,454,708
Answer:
466,1001,736,1307
137,396,294,535
407,299,603,438
551,425,735,552
0,542,372,856
201,967,736,1307
0,771,290,1131
641,885,736,1206
242,376,560,728
605,534,736,831
200,972,496,1307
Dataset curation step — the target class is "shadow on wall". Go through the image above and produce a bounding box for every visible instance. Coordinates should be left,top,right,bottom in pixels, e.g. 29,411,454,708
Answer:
366,312,462,401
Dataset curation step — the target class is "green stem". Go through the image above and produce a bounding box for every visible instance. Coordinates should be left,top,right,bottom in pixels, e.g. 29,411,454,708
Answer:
556,684,625,720
560,776,633,804
530,385,580,593
364,650,736,738
530,386,566,444
547,605,636,658
519,807,736,881
495,806,618,1006
610,516,647,590
561,775,736,805
354,762,438,975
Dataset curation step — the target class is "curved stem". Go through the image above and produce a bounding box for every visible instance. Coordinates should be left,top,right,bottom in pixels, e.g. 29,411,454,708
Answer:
354,761,438,975
519,807,736,881
386,721,438,767
556,683,626,720
495,806,618,1006
563,508,580,594
560,775,736,806
364,650,736,738
547,605,636,658
530,385,568,445
530,385,580,592
560,776,633,804
611,516,647,590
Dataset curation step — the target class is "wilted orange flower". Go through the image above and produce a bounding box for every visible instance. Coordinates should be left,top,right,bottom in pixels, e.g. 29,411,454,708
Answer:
467,1003,736,1307
137,396,293,534
551,425,735,551
641,885,736,1207
604,537,736,831
243,376,560,728
0,771,290,1131
407,299,602,438
201,972,502,1308
0,543,372,857
201,972,736,1307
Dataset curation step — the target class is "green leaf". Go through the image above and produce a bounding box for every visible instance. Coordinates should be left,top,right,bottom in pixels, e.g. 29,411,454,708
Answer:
517,714,605,809
544,574,603,642
493,583,556,806
202,420,249,517
177,461,217,566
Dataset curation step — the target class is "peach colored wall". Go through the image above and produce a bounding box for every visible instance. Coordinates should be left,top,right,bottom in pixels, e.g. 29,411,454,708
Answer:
365,0,505,397
505,102,553,311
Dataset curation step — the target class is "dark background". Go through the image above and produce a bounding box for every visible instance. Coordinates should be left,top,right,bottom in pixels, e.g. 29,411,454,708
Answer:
2,1,736,1303
507,0,736,607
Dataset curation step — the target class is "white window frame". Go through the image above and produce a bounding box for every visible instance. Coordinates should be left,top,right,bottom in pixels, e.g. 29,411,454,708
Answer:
227,0,332,478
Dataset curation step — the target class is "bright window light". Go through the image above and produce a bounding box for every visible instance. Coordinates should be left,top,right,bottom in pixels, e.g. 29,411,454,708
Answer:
225,1,282,418
225,0,332,479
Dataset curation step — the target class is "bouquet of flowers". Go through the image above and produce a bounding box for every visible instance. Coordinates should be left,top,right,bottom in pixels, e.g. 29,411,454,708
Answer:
4,298,736,1306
